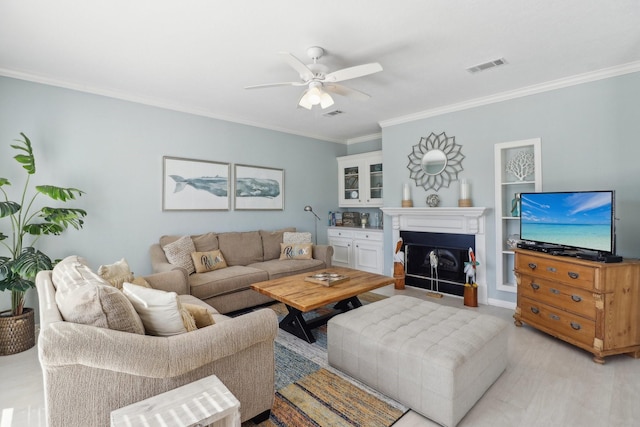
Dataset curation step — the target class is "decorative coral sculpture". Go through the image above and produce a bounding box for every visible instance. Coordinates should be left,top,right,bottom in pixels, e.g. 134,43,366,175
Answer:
506,150,535,181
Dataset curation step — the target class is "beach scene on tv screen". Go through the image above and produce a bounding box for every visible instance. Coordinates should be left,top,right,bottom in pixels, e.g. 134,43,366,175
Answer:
520,192,612,252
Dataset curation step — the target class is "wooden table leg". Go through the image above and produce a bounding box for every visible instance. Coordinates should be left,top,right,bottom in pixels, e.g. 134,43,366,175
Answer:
279,305,316,343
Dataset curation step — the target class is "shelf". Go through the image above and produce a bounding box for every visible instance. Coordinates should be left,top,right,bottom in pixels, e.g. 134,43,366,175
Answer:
502,180,536,186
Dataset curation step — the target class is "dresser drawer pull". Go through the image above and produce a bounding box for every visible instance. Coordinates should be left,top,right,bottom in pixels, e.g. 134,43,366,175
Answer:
530,283,540,290
549,314,560,321
568,272,579,279
570,322,582,330
571,295,582,302
530,307,540,314
550,288,560,295
546,266,557,273
528,262,537,270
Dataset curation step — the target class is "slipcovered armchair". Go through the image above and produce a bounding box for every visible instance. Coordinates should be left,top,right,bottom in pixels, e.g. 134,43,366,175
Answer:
36,268,277,427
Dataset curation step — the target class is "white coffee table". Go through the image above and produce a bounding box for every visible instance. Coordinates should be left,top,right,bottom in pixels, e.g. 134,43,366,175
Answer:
110,375,240,427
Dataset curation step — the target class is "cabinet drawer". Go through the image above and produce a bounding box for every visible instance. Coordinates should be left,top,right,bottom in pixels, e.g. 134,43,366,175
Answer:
518,274,596,320
353,230,383,241
516,253,595,290
328,228,354,238
519,296,595,347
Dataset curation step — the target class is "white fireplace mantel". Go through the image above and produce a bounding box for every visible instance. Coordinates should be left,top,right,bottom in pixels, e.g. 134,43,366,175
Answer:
381,207,489,305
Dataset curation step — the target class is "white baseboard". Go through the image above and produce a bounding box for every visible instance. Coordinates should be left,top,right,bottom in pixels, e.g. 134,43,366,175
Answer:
488,298,516,310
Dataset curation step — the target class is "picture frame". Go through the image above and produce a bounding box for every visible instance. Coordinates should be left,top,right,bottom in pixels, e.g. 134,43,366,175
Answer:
234,164,284,210
163,156,230,211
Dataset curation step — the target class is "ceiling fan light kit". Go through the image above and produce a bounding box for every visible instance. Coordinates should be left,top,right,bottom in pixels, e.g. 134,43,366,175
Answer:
298,81,335,110
246,46,382,110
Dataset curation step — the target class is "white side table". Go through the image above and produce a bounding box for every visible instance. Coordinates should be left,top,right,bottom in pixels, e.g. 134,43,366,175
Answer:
111,375,240,427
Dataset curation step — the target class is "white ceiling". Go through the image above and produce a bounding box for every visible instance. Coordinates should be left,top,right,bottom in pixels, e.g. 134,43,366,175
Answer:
1,1,639,143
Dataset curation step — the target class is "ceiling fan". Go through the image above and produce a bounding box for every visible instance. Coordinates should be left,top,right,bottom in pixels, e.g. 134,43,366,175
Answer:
245,46,383,110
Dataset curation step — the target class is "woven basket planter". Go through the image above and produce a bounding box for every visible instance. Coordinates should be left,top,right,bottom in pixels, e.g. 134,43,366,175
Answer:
0,308,35,356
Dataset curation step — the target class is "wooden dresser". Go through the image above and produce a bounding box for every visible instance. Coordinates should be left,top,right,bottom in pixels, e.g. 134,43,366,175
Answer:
514,249,640,364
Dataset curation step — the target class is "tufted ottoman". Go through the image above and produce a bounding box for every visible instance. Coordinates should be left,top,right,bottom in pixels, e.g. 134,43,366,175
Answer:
328,295,508,427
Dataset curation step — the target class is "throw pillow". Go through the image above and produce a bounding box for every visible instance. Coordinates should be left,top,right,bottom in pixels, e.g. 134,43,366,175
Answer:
190,250,227,273
97,258,134,290
260,227,296,260
181,308,198,332
162,235,196,275
53,259,145,334
122,283,188,336
182,303,215,328
279,243,313,260
130,276,152,288
283,232,312,244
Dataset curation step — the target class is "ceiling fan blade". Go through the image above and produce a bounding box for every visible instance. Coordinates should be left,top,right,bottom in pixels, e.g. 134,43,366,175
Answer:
323,63,383,83
278,51,315,81
245,81,305,89
325,84,371,101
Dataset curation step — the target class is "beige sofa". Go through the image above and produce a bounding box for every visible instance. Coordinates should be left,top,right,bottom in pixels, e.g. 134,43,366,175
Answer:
36,268,278,427
150,228,333,313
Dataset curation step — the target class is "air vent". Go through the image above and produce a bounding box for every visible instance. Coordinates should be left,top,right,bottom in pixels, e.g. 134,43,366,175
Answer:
323,110,344,117
466,58,507,74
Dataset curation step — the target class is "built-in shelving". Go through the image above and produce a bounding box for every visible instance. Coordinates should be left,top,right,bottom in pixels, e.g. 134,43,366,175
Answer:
494,139,542,293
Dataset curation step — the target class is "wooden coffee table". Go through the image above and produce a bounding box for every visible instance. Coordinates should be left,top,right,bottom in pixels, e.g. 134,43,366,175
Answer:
251,267,394,343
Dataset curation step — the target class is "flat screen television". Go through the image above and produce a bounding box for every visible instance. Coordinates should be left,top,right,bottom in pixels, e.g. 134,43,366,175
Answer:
519,190,616,255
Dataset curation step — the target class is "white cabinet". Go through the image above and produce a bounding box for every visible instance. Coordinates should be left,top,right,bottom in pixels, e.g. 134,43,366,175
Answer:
494,139,542,293
327,227,384,274
337,151,383,207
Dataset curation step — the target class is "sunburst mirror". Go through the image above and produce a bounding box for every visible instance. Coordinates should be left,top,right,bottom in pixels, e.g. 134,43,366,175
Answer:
407,131,465,191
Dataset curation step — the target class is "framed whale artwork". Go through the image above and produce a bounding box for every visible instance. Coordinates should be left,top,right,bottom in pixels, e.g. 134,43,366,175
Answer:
163,156,231,211
234,164,284,210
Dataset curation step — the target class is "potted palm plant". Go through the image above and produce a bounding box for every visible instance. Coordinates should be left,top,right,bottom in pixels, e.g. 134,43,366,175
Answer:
0,133,87,355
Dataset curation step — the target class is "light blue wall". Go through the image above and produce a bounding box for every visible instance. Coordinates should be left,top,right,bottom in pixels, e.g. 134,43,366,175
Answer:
382,71,640,303
0,77,347,312
3,71,637,311
346,138,382,155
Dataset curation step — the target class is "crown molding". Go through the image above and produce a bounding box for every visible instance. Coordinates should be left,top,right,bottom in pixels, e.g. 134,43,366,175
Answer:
0,68,345,144
379,61,640,128
346,132,382,145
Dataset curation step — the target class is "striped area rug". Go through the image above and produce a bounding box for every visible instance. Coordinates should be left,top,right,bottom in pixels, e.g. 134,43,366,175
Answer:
266,369,404,427
247,292,407,427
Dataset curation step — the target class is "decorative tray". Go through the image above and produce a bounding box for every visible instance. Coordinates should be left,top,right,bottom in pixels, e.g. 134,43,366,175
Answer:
304,272,349,287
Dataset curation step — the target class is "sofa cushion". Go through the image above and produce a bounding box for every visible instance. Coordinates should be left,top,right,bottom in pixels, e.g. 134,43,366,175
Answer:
279,243,313,260
122,282,187,336
160,233,219,251
52,259,145,334
188,265,269,300
191,232,219,252
191,250,228,273
260,227,296,261
97,258,134,290
217,231,263,266
249,258,325,280
283,231,312,244
162,235,196,274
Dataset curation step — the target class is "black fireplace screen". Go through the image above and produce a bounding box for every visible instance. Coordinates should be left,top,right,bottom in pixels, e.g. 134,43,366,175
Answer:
401,231,475,297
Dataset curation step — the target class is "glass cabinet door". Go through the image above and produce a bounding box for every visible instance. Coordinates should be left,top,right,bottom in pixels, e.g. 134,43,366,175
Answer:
368,162,383,201
343,165,360,201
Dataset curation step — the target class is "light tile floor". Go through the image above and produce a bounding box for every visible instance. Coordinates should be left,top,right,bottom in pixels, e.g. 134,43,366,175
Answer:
2,284,640,426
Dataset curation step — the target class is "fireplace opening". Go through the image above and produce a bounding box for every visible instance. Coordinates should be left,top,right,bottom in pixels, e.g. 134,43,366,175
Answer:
401,231,475,297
